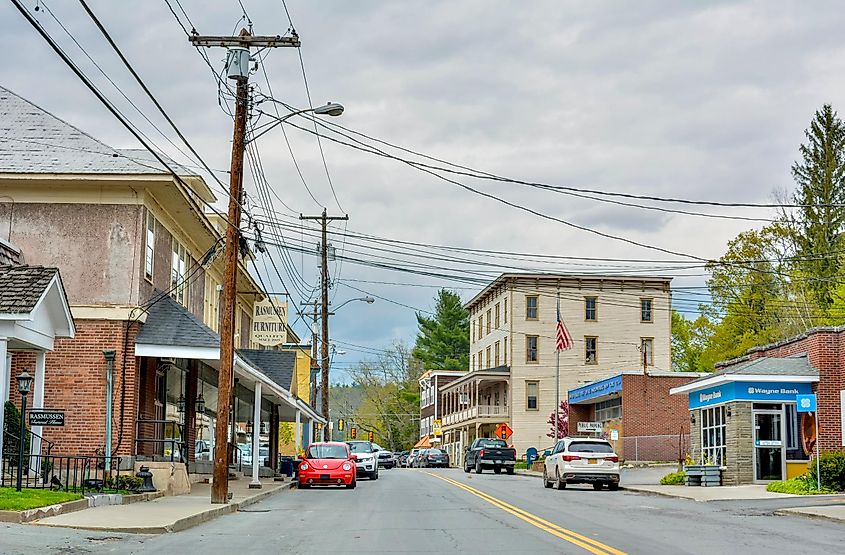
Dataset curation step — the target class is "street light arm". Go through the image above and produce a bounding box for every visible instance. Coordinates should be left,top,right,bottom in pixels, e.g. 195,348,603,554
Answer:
248,102,344,144
331,296,375,312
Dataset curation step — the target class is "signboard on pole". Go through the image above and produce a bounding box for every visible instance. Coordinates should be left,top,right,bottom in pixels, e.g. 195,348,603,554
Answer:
432,419,442,437
495,423,513,441
577,421,602,433
29,410,65,427
796,393,821,491
251,298,287,346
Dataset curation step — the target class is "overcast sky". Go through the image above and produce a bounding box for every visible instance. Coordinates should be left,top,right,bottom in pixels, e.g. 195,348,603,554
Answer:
3,1,843,379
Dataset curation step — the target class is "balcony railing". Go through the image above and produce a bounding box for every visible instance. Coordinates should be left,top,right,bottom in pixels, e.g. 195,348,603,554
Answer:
443,404,507,426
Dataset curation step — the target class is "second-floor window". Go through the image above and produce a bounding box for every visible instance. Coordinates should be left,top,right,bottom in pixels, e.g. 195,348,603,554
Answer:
526,295,538,320
495,303,501,330
585,336,598,364
204,275,220,332
486,346,491,368
170,239,189,307
486,309,492,334
472,354,476,371
478,317,483,338
144,211,155,281
641,337,654,367
526,335,539,363
526,381,539,410
494,340,501,366
504,298,508,323
503,336,508,365
585,297,597,321
641,298,653,322
478,350,483,369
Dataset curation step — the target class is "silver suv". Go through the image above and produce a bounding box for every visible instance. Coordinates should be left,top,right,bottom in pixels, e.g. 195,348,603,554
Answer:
543,437,620,490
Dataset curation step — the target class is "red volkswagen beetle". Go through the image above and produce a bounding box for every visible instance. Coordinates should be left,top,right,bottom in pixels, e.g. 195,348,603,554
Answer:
298,442,357,489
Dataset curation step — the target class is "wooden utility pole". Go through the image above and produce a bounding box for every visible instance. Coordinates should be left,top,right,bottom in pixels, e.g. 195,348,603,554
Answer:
190,29,299,505
300,209,348,440
300,300,320,409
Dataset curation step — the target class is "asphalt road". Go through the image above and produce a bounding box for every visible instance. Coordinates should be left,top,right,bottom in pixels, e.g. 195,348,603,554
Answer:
2,468,844,554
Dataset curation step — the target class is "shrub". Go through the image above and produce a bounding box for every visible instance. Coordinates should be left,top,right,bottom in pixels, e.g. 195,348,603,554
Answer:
104,475,144,493
766,475,835,495
807,451,845,492
660,471,685,485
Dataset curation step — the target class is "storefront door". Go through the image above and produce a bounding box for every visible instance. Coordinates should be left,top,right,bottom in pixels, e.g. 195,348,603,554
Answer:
754,410,784,481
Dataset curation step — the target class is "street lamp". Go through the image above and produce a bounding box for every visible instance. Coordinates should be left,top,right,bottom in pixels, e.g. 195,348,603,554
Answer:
329,296,375,315
16,371,33,492
248,101,344,143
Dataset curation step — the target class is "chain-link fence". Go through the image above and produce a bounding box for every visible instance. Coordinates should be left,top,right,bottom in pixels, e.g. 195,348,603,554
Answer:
622,434,689,463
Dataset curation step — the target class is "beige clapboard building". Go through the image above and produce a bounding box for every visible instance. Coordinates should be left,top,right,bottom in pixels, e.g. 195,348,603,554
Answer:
440,273,671,464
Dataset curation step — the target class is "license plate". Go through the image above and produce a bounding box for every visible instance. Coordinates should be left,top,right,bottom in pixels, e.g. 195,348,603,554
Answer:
320,474,330,480
494,460,501,464
588,459,598,465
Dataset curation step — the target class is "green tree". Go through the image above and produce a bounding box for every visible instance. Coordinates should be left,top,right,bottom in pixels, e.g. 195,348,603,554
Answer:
412,289,469,370
671,311,714,373
791,104,845,309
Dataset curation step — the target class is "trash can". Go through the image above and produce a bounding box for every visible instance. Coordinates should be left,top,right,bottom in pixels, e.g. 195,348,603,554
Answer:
280,457,295,477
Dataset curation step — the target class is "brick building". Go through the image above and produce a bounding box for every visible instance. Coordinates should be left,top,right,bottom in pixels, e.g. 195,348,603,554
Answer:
0,86,323,485
567,371,705,462
671,326,845,485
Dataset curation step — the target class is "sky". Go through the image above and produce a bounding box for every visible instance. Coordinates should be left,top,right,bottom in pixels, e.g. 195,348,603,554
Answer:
2,0,844,380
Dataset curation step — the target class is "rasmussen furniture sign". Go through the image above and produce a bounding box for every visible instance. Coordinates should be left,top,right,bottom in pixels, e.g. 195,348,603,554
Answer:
251,298,287,346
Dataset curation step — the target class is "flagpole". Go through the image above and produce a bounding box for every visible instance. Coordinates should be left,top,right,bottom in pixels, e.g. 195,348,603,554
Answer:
555,292,560,443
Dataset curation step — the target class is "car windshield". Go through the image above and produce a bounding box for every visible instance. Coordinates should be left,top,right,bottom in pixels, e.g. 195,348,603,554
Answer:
307,444,348,459
478,439,508,449
348,442,373,453
568,441,614,453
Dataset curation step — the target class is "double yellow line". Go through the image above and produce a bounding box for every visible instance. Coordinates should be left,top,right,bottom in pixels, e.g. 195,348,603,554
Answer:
426,472,626,555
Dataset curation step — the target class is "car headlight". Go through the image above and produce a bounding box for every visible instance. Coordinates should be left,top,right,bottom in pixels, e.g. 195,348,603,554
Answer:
300,463,309,470
343,463,351,471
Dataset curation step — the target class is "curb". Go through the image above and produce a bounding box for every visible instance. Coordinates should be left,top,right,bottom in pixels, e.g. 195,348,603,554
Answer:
774,506,845,524
0,498,90,524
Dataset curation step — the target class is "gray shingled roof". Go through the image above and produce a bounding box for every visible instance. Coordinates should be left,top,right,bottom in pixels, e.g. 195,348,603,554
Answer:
716,355,818,377
136,291,219,348
0,238,23,266
0,265,57,314
0,86,194,175
238,349,295,391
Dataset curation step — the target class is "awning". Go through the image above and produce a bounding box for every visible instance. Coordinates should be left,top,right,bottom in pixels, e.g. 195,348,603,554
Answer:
413,436,432,449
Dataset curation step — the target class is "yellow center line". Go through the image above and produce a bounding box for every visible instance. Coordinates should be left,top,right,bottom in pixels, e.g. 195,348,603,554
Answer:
426,472,627,555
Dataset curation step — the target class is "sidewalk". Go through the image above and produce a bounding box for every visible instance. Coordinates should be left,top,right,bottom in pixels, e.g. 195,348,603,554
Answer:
622,484,795,501
31,478,293,534
777,503,845,524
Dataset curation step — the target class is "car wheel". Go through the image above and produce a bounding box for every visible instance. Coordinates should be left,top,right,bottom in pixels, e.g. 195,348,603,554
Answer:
608,482,619,491
543,467,552,488
464,461,471,473
593,483,603,491
493,467,502,474
475,461,483,474
372,469,379,480
554,468,566,490
346,479,356,489
506,467,514,475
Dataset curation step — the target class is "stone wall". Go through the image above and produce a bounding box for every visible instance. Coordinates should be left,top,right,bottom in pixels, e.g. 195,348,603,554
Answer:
723,402,754,485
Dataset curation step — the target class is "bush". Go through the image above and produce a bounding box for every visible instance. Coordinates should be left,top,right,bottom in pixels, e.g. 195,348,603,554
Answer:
808,451,845,492
3,401,30,464
766,475,835,495
104,474,144,493
660,471,685,485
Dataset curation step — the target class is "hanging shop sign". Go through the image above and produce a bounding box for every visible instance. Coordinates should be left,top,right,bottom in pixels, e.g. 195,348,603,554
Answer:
432,419,442,437
28,409,65,427
251,297,287,346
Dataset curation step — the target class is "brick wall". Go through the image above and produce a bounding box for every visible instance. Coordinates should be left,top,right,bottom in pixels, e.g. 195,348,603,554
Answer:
7,319,140,458
622,374,696,437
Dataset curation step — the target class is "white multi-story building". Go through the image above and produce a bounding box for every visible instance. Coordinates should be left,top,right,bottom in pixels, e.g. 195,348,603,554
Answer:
440,273,672,464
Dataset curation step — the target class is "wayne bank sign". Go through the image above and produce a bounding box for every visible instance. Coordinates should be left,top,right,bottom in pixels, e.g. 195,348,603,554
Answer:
689,380,813,409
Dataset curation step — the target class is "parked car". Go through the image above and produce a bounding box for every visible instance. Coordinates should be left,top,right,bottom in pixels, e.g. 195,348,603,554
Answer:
406,448,422,468
418,448,449,468
396,451,410,467
464,438,516,474
298,442,357,489
543,437,620,490
347,440,379,480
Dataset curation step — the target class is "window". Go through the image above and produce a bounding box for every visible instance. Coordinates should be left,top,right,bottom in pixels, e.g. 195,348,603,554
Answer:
204,275,221,332
479,317,484,338
526,381,539,410
503,336,508,365
472,354,476,371
478,351,483,370
495,303,501,330
640,338,654,367
144,211,155,281
486,309,492,334
585,297,597,321
701,406,726,466
472,318,475,342
596,398,621,422
785,404,810,461
526,296,538,320
526,335,539,363
485,346,491,368
641,298,653,322
504,298,508,323
585,336,597,364
170,239,189,306
494,341,501,366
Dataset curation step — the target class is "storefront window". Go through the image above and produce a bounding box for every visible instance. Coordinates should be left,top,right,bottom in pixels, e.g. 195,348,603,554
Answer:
785,404,811,461
595,398,621,423
701,406,726,466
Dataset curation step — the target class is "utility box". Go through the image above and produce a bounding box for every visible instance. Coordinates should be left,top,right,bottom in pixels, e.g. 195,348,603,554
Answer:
226,47,251,80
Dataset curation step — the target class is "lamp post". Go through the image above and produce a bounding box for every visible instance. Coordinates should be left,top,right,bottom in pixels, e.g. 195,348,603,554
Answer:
248,101,344,143
16,371,33,492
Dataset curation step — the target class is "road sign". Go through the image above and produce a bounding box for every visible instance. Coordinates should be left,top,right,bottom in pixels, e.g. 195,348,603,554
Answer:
577,421,602,433
494,423,513,441
350,427,357,439
28,410,65,427
796,394,816,413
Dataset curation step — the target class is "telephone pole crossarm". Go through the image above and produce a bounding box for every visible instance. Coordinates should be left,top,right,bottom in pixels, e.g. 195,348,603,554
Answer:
190,35,301,48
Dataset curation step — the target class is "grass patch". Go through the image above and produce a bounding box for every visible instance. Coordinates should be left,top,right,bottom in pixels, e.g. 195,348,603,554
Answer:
766,476,836,495
659,470,686,485
0,488,83,511
514,461,529,470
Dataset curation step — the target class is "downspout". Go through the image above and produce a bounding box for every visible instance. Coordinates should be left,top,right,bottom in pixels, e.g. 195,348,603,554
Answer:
103,350,116,470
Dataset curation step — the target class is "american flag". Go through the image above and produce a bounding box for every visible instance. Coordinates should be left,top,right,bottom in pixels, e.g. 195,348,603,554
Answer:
555,299,573,352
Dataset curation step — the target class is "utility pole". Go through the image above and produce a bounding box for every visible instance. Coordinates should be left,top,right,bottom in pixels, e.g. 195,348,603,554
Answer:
300,208,348,440
300,300,320,409
190,28,300,505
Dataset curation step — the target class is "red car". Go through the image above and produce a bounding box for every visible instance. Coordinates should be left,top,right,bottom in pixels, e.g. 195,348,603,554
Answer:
298,442,357,489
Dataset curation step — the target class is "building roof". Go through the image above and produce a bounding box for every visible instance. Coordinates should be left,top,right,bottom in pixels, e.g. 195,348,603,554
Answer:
0,264,59,314
0,238,23,266
135,290,219,349
238,349,296,391
670,354,819,395
0,86,195,175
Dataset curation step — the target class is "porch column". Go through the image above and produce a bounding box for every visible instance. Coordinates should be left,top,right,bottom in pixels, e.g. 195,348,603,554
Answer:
29,351,46,473
0,338,8,470
249,382,262,489
269,405,279,474
294,410,301,453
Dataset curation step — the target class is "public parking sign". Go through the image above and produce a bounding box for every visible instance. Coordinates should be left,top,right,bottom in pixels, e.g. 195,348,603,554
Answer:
796,394,817,413
28,410,65,427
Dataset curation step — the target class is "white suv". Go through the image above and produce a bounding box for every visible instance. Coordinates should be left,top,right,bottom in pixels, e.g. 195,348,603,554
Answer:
543,437,620,491
347,440,379,480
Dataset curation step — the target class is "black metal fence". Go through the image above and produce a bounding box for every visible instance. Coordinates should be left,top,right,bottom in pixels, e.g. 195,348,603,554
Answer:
134,419,186,463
